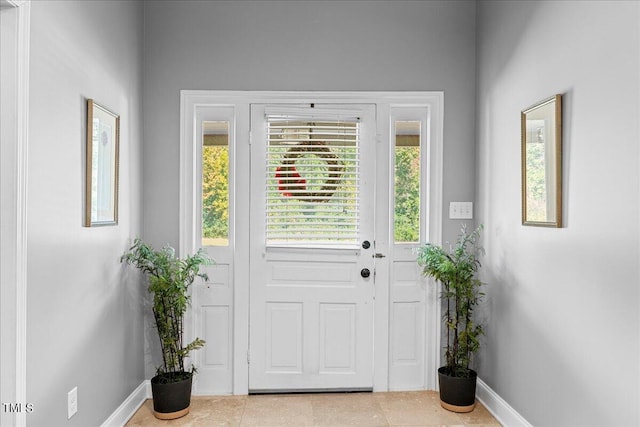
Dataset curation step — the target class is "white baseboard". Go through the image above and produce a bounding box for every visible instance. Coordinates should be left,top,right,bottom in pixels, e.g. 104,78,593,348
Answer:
101,381,150,427
144,380,152,399
476,378,532,427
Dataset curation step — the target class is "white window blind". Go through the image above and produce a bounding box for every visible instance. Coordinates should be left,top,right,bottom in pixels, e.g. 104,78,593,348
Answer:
265,112,360,247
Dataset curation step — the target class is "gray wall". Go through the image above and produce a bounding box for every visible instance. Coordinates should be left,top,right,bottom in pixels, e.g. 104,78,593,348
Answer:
142,0,477,248
19,1,640,424
27,1,145,425
475,1,639,426
143,0,478,380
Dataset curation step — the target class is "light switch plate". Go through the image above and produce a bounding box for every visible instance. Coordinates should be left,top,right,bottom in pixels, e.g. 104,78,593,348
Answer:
449,202,473,219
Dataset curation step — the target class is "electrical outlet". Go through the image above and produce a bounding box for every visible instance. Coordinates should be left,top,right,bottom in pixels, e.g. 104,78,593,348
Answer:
67,387,77,419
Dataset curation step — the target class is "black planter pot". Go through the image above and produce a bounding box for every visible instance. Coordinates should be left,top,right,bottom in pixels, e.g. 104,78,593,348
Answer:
150,372,193,420
437,367,477,413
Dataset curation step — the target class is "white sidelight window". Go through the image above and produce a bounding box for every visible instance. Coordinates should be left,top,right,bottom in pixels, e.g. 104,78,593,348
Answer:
394,120,422,244
202,120,230,247
388,107,432,390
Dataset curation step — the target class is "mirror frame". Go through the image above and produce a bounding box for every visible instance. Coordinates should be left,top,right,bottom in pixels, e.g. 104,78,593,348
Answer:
85,99,120,227
521,94,562,227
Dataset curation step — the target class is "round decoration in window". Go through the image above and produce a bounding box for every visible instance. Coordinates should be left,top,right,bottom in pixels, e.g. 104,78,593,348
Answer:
275,141,345,202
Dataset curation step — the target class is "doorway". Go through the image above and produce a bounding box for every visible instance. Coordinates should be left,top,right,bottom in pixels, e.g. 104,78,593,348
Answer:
180,91,443,395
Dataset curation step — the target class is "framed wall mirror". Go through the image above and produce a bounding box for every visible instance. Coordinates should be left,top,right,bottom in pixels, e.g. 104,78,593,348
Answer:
85,99,120,227
521,94,562,227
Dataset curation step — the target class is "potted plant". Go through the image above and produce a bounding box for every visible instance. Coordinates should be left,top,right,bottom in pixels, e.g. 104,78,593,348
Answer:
417,224,485,413
121,238,212,420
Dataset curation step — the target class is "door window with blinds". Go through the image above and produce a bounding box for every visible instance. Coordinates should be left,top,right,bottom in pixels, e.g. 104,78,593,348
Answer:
265,111,361,247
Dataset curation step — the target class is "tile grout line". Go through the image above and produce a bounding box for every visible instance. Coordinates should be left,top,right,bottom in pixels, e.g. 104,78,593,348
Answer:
238,395,246,426
376,397,393,427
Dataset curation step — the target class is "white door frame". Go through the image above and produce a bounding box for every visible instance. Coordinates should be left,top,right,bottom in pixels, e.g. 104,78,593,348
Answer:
0,1,30,426
180,90,443,394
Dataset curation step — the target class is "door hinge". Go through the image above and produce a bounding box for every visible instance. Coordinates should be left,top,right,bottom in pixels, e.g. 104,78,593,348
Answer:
247,350,250,364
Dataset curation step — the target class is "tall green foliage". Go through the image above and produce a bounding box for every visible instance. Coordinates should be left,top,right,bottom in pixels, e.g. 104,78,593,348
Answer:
417,224,485,377
121,238,212,380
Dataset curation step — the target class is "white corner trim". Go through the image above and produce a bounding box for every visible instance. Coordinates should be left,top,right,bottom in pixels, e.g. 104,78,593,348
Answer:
15,0,30,405
100,381,150,427
1,1,31,427
144,379,152,399
476,378,532,427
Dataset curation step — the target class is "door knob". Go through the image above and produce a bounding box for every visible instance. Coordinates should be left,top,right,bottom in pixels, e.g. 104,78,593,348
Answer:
362,240,371,249
360,268,371,278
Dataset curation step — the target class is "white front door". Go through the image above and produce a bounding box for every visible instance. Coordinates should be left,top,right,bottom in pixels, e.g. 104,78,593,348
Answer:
249,104,379,391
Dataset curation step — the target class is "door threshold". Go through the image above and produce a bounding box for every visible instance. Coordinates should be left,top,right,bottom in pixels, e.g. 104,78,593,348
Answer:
249,388,373,395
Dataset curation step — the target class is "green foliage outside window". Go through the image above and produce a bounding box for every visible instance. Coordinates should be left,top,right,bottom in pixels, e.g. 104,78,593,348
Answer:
202,146,229,245
201,145,423,245
395,146,421,243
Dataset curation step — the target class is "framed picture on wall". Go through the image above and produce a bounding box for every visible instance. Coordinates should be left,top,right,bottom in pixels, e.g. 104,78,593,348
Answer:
85,99,120,227
521,94,562,227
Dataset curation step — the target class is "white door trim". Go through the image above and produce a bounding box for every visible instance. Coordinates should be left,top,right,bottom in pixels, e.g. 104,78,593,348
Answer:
0,1,30,425
180,90,443,394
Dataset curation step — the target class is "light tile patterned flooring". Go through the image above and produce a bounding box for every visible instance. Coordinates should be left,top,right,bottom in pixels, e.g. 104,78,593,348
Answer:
126,391,502,426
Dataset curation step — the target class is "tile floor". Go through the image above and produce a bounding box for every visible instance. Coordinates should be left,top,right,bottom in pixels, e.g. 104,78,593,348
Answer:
126,391,502,426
